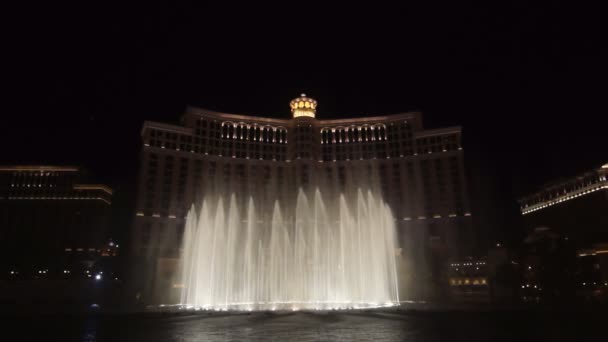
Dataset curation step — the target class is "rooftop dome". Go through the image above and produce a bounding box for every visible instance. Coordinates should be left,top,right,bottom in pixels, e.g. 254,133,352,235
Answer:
290,94,317,118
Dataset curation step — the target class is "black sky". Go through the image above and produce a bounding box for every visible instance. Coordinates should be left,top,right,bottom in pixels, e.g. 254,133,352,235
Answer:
4,1,607,247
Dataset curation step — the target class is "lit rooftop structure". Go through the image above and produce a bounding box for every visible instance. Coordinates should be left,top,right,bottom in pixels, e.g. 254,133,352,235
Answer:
290,93,317,118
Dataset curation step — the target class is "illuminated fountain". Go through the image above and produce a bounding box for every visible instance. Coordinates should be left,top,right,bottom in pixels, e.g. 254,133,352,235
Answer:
176,95,401,311
178,162,400,311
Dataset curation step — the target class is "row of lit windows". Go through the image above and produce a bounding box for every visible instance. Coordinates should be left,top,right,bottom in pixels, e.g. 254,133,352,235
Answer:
220,122,288,144
450,278,487,286
321,125,388,144
146,127,460,154
146,139,289,161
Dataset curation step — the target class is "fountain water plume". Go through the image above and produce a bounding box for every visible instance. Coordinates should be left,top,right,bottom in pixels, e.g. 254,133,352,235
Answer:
179,163,400,311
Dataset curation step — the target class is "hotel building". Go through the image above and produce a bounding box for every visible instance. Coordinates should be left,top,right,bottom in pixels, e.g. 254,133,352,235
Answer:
132,95,473,300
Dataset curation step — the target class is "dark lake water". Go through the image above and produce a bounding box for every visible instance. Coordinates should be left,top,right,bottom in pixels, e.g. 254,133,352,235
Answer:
4,309,606,341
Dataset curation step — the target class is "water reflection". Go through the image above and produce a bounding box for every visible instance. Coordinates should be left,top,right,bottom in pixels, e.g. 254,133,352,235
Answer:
81,319,97,342
7,310,605,342
171,312,416,341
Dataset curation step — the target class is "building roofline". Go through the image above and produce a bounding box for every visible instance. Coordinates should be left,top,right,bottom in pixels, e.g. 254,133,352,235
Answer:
184,106,291,125
318,112,421,125
184,106,424,126
73,184,113,195
414,126,462,138
141,121,194,136
0,166,80,172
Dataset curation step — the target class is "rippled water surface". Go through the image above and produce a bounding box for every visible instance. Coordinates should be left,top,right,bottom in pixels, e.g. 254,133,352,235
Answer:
6,310,605,342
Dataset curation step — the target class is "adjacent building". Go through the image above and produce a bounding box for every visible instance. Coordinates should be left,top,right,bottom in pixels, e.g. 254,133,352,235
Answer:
132,95,473,302
0,165,113,274
519,163,608,302
519,163,608,249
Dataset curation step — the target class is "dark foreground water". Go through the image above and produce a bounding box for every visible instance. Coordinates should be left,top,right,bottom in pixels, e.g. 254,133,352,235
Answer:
4,309,606,342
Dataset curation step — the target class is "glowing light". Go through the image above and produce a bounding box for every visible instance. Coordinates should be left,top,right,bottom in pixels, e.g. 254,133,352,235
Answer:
290,94,317,118
521,183,608,214
95,274,102,280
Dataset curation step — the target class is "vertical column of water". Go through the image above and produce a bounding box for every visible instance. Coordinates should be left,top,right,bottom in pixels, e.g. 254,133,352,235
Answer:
315,190,330,307
269,202,280,306
368,189,380,303
209,198,225,308
243,198,256,310
180,205,196,305
256,239,263,309
197,200,213,307
356,189,366,304
385,203,400,303
341,191,351,305
225,195,239,308
293,189,307,307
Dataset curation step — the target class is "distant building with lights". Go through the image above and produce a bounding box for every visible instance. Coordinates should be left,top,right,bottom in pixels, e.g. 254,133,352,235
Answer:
0,165,113,274
519,163,608,249
447,258,490,302
132,95,473,301
447,244,520,303
576,243,608,301
519,163,608,303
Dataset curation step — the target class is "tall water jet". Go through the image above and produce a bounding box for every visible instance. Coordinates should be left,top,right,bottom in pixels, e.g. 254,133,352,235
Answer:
179,162,400,311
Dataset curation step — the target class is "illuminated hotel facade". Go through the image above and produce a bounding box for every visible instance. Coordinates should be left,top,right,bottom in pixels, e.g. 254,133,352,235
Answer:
132,95,473,299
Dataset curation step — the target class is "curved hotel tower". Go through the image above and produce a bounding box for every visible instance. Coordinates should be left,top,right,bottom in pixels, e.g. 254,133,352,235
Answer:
132,95,472,303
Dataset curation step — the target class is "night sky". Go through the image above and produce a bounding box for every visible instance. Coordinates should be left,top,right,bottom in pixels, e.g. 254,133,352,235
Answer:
4,2,607,248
